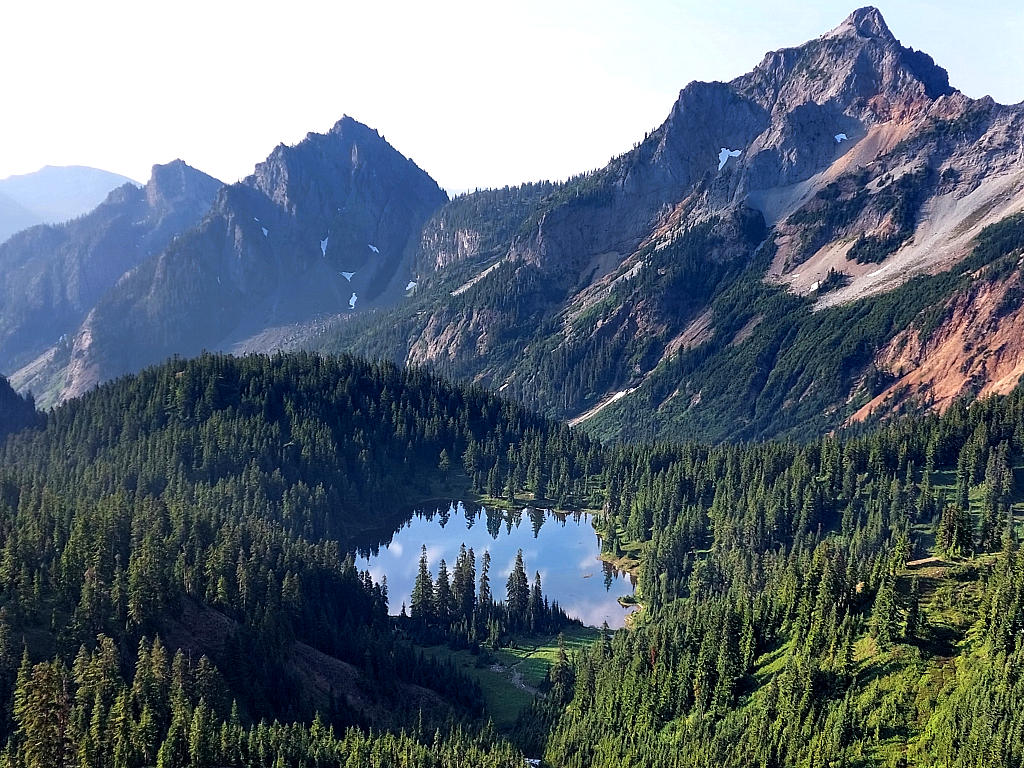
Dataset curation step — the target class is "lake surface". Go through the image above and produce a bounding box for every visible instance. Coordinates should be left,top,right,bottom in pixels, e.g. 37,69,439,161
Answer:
358,502,637,628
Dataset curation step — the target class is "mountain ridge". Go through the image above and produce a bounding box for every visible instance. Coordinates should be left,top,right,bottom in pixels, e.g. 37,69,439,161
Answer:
311,6,1024,442
0,164,138,243
8,8,1024,443
0,160,221,385
15,117,447,405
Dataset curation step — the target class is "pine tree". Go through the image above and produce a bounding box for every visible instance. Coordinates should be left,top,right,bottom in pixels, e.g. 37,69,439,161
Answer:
13,660,74,768
410,546,434,623
506,550,529,627
434,560,453,625
478,551,492,608
871,576,899,651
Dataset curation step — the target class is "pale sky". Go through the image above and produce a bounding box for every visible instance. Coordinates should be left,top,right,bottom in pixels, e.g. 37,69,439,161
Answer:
1,0,1021,192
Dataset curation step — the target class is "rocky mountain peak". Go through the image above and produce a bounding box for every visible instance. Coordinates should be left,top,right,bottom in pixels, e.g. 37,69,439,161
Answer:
144,160,221,213
827,6,894,41
734,6,953,118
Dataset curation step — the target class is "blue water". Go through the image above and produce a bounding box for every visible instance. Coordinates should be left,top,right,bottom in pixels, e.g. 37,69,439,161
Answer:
358,502,637,628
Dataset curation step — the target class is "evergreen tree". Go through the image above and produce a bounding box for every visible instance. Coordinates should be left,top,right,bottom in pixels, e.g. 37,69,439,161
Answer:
411,546,435,623
506,550,529,627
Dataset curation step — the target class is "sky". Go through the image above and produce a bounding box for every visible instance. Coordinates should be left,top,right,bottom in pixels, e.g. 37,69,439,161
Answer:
1,0,1021,193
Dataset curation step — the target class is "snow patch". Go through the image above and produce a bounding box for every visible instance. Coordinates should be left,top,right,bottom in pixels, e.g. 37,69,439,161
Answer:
320,237,329,257
341,271,355,281
718,148,741,171
835,133,848,143
368,243,379,254
348,292,358,309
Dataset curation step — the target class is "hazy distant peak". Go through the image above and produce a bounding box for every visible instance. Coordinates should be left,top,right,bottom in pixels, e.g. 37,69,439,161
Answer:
0,165,139,235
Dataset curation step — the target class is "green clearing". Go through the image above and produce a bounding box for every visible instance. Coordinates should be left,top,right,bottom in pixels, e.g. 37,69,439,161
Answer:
491,625,600,688
419,626,599,729
418,645,534,730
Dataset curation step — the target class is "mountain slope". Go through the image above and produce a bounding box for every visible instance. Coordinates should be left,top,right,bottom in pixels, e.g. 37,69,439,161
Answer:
4,350,1024,766
0,165,137,242
317,7,1024,442
23,117,447,406
0,351,599,756
0,160,221,378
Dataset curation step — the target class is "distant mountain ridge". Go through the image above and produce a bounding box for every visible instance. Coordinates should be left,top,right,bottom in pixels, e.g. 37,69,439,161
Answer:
1,160,221,395
0,165,137,243
13,117,446,405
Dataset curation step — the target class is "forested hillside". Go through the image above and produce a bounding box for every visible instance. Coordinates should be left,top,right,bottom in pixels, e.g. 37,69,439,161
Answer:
522,389,1024,767
1,352,1024,766
0,353,601,766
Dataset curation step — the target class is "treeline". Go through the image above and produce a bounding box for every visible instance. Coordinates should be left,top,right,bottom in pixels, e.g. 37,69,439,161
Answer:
407,545,576,648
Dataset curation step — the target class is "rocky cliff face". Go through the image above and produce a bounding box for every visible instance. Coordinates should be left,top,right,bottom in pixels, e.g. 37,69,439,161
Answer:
0,160,221,374
17,117,447,405
320,7,1024,441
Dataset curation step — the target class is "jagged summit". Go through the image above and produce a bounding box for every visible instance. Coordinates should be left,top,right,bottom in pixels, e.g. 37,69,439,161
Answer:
827,6,894,41
733,6,954,119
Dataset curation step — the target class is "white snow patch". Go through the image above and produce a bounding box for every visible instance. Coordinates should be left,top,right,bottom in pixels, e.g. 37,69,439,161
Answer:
320,237,329,257
368,243,379,254
835,133,848,143
261,227,268,237
341,271,355,281
348,292,358,309
718,148,741,171
405,281,417,291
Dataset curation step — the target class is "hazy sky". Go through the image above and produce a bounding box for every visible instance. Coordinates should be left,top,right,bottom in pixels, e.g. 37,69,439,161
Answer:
2,0,1021,192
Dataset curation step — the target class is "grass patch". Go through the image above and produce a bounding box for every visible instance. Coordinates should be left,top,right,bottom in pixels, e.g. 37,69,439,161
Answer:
419,645,534,730
492,626,600,688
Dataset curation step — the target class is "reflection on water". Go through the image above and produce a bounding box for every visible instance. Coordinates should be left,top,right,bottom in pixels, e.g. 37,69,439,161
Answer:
357,502,637,629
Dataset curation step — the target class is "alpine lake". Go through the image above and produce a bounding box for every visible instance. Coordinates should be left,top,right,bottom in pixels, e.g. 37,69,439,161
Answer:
358,501,637,629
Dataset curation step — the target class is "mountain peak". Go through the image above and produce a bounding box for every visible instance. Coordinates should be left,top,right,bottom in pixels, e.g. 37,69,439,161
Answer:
144,160,221,210
328,114,381,142
829,6,894,41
